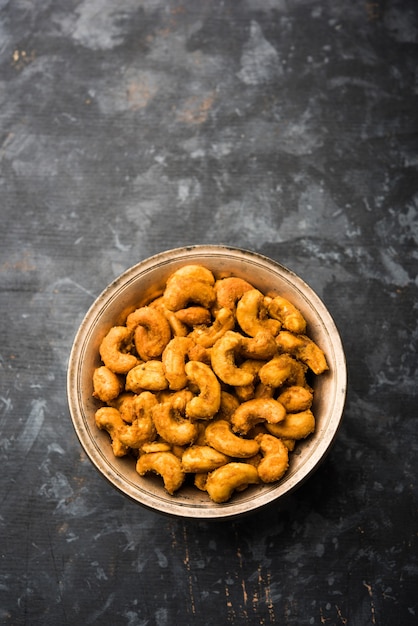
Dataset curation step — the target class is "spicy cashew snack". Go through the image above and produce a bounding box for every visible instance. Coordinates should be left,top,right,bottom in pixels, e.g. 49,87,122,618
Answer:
92,264,328,503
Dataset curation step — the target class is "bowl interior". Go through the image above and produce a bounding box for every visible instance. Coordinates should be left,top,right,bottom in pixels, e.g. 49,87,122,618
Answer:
67,246,346,519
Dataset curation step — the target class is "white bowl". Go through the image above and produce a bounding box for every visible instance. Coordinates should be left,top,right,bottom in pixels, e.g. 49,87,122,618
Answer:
67,245,346,520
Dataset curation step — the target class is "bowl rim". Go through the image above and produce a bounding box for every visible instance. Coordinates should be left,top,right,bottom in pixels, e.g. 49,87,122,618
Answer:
67,245,347,520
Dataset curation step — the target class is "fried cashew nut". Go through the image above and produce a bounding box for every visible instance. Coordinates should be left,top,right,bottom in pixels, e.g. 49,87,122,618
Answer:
125,360,168,392
236,289,281,338
205,462,259,503
99,326,139,374
266,409,315,440
152,393,198,446
162,336,194,390
277,385,313,413
255,434,289,483
125,306,171,361
184,360,221,420
189,307,235,348
276,331,328,375
136,451,185,494
95,407,130,457
118,391,158,448
214,276,254,310
166,264,215,285
163,278,216,311
204,420,260,458
239,330,278,360
211,331,254,387
93,366,123,403
267,295,307,334
181,445,230,473
258,354,306,388
231,398,287,435
174,306,212,327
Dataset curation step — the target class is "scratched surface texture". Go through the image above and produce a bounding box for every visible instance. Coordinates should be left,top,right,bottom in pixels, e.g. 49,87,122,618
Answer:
1,0,417,624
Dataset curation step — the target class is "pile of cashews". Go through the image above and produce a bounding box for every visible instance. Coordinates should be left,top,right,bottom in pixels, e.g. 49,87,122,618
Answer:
93,265,328,503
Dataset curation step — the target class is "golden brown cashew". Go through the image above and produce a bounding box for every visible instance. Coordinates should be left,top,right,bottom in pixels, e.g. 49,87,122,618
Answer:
258,354,307,388
125,306,171,361
211,331,254,387
276,331,328,375
166,264,215,285
204,420,260,458
136,451,185,494
125,361,168,392
163,278,216,311
174,306,212,327
189,307,235,348
236,289,281,338
99,326,139,374
152,393,198,446
215,391,241,422
214,276,254,310
118,391,158,448
267,295,307,334
255,433,289,483
184,360,221,420
266,409,315,440
277,385,313,413
231,398,287,435
239,330,278,360
181,445,230,473
205,462,259,503
92,366,123,403
108,392,136,423
95,407,130,457
151,298,189,337
162,336,194,390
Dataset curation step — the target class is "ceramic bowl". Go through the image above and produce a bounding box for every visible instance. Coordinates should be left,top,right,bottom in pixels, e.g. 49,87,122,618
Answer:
67,245,346,520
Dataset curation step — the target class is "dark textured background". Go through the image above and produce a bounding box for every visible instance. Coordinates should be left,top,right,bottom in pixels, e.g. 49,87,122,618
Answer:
1,1,417,624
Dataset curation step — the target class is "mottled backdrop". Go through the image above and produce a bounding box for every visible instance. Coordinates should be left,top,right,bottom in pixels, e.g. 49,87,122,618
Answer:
1,0,417,625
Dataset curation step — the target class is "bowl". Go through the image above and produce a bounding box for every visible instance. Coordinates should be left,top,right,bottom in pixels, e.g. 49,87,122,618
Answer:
67,245,346,520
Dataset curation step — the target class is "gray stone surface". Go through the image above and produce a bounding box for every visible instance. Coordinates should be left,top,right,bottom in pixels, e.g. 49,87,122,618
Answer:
1,1,417,624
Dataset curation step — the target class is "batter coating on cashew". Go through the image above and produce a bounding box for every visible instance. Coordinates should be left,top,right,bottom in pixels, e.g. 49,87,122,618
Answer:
258,354,307,389
136,451,185,494
266,409,315,440
267,295,307,334
205,462,259,503
277,385,313,413
189,307,235,348
166,264,215,286
211,331,254,387
231,398,287,435
93,366,123,403
118,391,158,448
276,331,328,375
255,433,289,483
236,289,281,338
239,330,278,361
152,394,198,446
174,306,212,327
126,306,171,361
214,276,254,311
125,360,168,392
205,420,260,458
181,445,230,473
184,360,221,420
99,326,139,374
163,278,216,312
95,407,130,457
162,336,194,390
